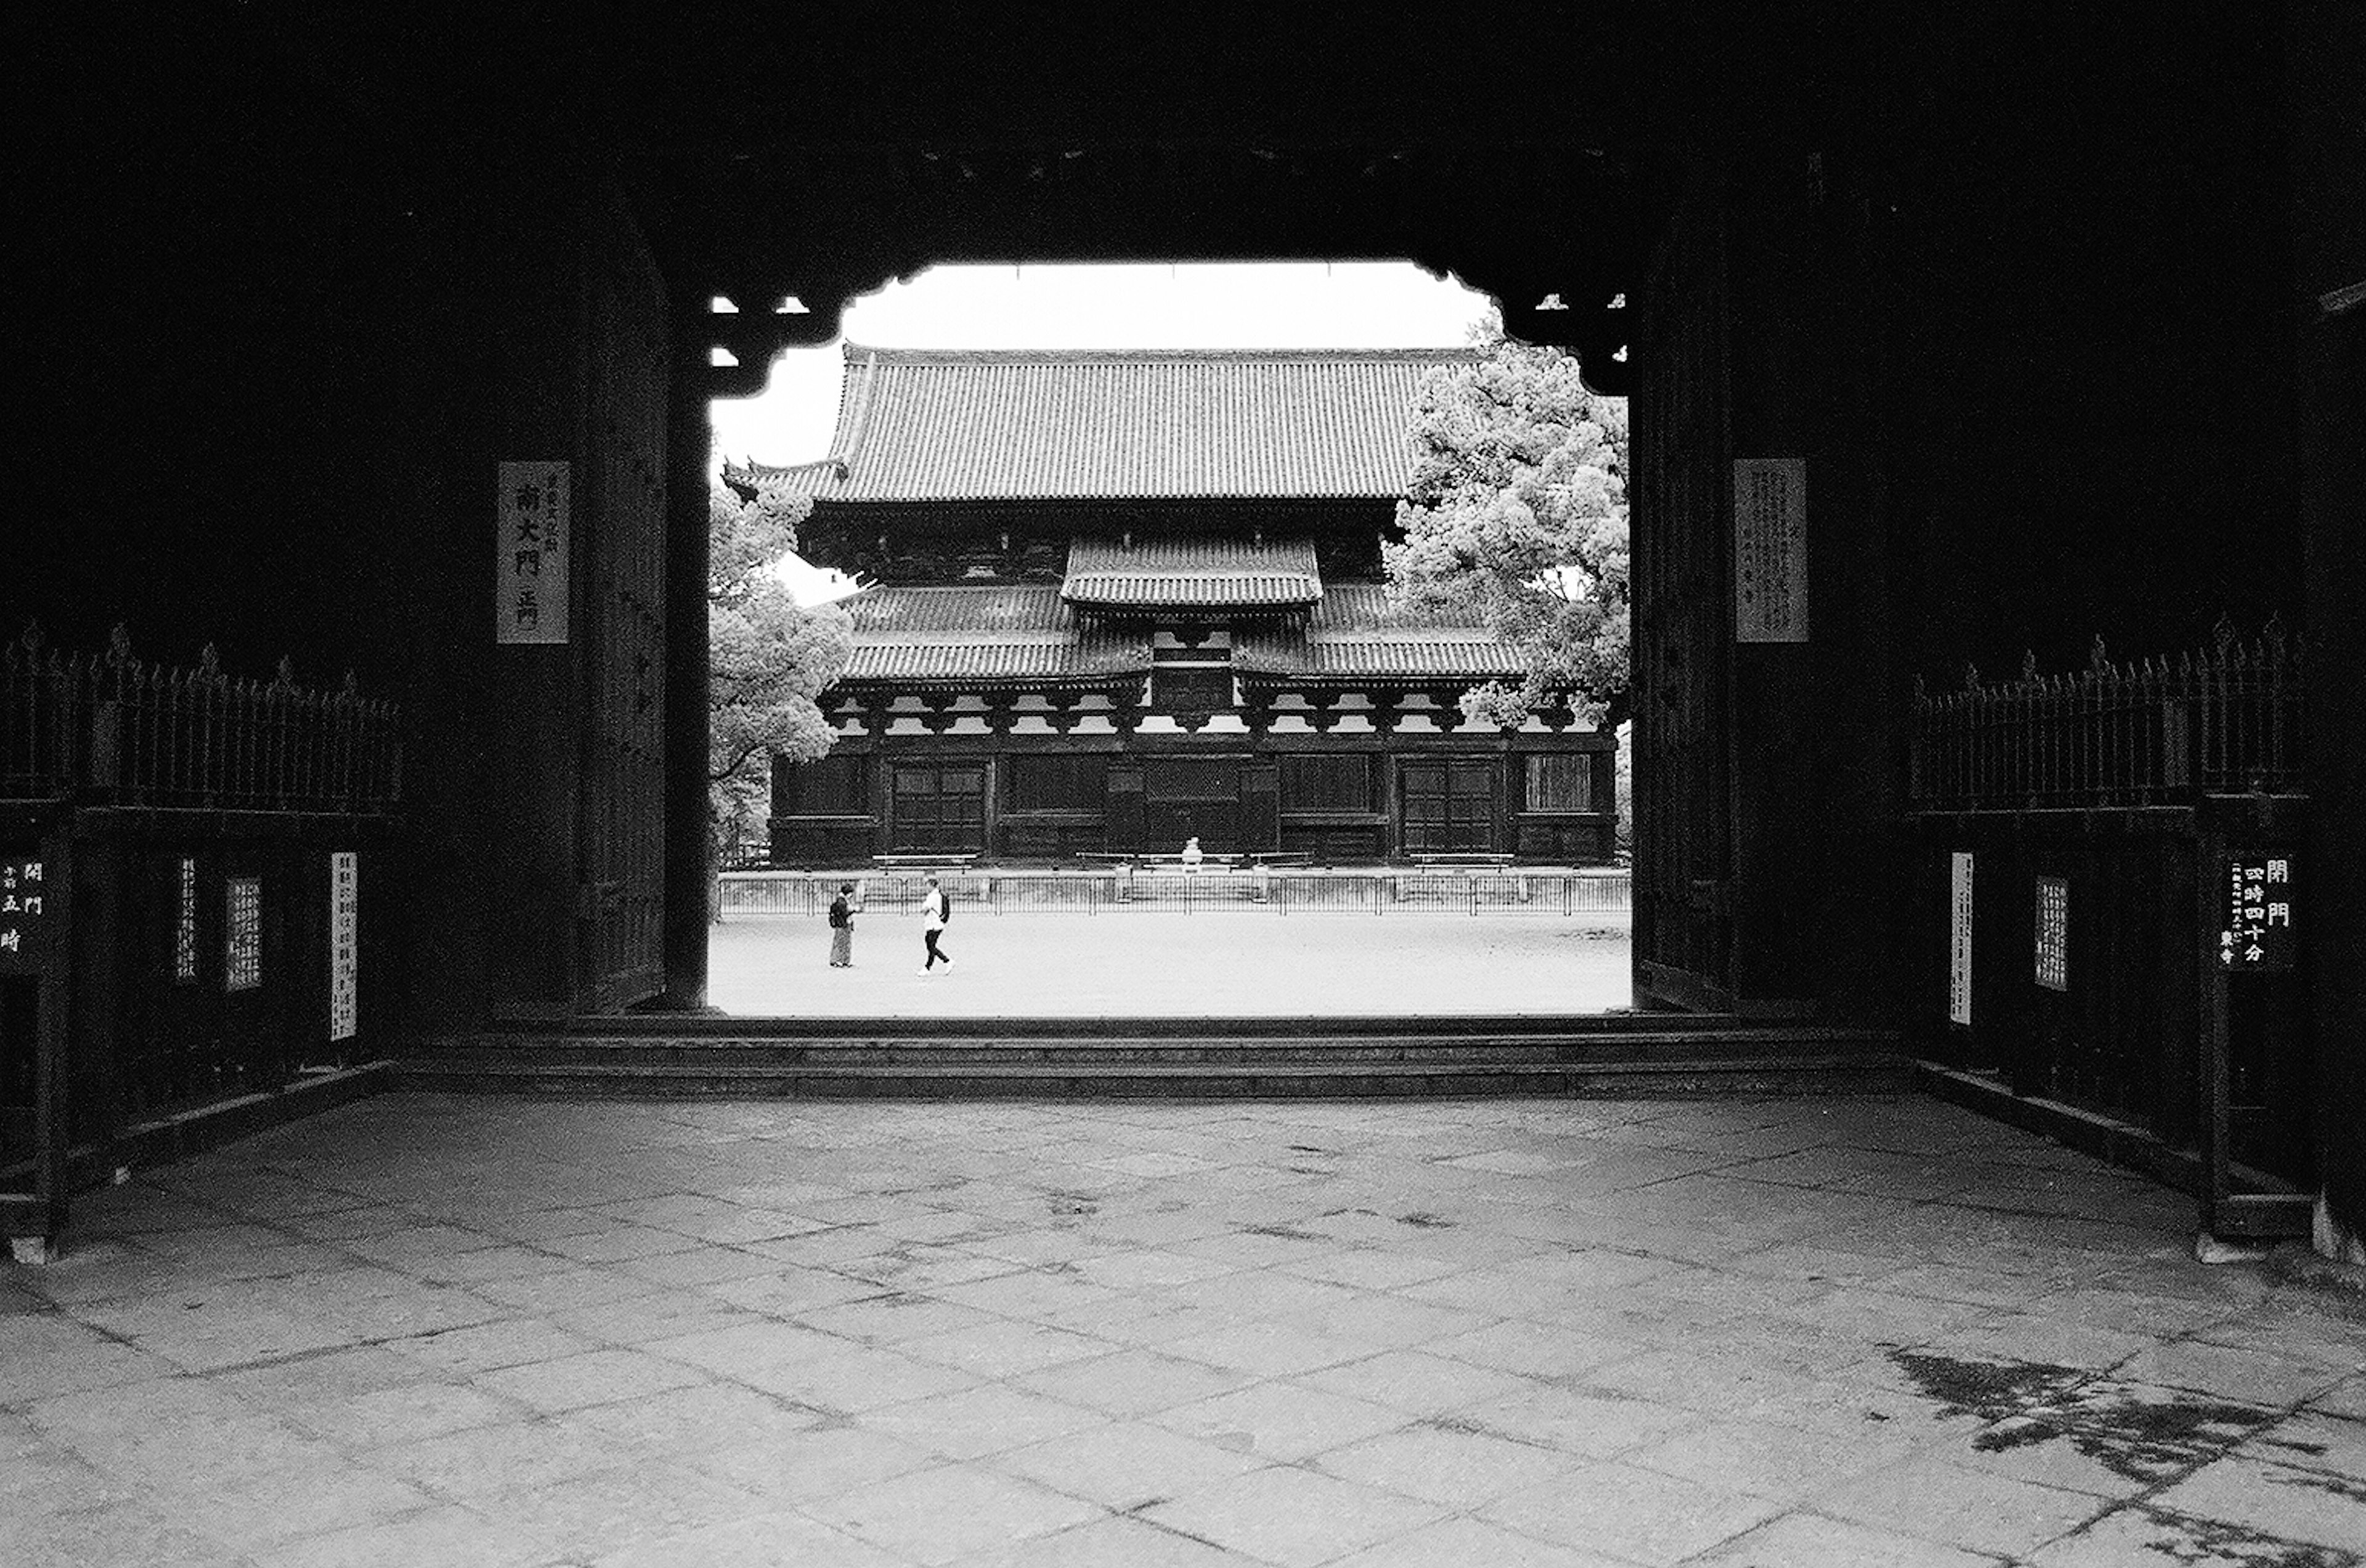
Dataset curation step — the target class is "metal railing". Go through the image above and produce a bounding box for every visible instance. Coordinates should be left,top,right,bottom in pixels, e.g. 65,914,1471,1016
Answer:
1909,624,2301,811
2,628,402,812
718,867,1632,919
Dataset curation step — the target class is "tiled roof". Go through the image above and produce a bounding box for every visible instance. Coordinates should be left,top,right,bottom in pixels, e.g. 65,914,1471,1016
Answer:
1062,537,1320,609
833,583,1518,689
1235,583,1522,681
846,585,1075,634
730,346,1479,502
838,587,1148,686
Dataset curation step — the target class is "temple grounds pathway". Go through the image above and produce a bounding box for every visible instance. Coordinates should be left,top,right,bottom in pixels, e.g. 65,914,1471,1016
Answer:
709,911,1635,1017
4,1092,2360,1566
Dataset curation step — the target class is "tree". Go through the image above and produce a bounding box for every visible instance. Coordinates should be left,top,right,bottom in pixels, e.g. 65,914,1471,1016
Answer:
710,481,853,887
1384,323,1629,729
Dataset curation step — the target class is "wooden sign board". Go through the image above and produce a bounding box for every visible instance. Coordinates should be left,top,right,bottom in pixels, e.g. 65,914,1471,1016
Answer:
496,460,571,644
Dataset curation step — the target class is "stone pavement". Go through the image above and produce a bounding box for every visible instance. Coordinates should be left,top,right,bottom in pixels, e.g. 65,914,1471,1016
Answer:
2,1092,2360,1567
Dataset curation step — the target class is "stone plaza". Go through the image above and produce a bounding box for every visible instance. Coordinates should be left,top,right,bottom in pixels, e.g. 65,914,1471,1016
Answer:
4,1089,2359,1566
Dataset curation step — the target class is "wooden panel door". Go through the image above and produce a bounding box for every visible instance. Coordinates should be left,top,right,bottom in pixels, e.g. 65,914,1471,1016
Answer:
576,197,669,1013
1630,189,1736,1009
1142,755,1243,852
1400,758,1494,854
891,765,987,852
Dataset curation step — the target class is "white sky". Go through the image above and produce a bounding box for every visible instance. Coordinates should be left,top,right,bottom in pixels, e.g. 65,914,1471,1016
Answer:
708,261,1495,602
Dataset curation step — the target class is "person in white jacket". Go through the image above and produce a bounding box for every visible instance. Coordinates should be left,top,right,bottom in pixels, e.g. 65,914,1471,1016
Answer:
919,875,954,973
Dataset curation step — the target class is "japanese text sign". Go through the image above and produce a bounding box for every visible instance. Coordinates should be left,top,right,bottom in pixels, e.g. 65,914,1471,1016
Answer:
1949,852,1973,1025
329,853,359,1041
226,877,262,993
496,460,571,644
2035,876,2068,992
2219,852,2296,972
1734,458,1808,643
0,858,55,975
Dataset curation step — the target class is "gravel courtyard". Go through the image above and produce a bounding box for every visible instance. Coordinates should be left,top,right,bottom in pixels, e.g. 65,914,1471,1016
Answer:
708,911,1634,1018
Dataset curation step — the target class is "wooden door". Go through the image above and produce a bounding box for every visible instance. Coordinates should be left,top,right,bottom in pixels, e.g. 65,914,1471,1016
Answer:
1400,758,1494,853
891,764,987,851
1142,755,1242,851
575,201,669,1013
1630,190,1738,1009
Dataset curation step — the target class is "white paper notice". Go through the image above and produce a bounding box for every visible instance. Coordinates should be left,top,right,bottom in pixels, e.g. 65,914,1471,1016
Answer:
1734,458,1808,643
330,852,358,1042
1949,852,1973,1026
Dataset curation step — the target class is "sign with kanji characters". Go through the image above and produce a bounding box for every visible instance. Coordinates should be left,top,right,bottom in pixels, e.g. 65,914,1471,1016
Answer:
0,857,57,975
1949,852,1974,1025
2035,875,2068,991
496,460,571,644
174,856,198,982
225,876,262,992
2219,852,2296,972
328,853,358,1041
1734,458,1808,643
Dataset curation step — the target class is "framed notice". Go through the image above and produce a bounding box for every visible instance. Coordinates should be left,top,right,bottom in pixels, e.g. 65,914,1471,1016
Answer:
2034,876,2068,992
1734,458,1808,643
1948,852,1973,1025
328,853,359,1041
497,460,571,644
0,857,56,975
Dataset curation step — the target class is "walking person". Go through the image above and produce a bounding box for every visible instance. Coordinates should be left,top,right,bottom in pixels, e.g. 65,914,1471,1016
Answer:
919,874,954,973
826,881,859,967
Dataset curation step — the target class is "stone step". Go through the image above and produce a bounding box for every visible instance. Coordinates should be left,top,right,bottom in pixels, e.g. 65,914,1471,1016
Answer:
396,1023,1906,1098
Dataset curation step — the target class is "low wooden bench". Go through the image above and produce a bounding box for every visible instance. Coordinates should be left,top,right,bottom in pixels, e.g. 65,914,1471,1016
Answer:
872,853,979,870
1407,852,1515,867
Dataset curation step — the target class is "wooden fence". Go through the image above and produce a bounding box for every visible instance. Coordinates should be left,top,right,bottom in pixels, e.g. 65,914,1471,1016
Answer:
1907,625,2312,1233
2,629,401,1252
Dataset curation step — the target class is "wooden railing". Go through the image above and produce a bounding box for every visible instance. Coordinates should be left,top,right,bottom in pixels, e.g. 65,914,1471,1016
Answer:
1,628,401,811
1909,623,2301,811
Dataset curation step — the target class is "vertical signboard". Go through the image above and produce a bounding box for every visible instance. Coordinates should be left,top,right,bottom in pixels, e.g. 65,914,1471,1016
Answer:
225,877,262,992
174,856,198,982
0,858,54,974
328,852,359,1041
2219,852,2296,971
2034,875,2068,991
1949,851,1974,1025
496,460,571,644
1733,458,1808,643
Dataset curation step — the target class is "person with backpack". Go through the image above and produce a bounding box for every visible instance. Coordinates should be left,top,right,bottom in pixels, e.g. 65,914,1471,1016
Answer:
826,882,860,968
920,874,954,973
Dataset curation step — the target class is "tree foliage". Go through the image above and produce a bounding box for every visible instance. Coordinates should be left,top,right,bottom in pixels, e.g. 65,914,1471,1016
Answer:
710,481,853,866
1384,327,1629,728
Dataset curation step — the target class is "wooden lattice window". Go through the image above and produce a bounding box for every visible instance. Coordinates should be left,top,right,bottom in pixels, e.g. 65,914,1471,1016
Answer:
1525,754,1594,813
1009,755,1107,812
1280,755,1374,812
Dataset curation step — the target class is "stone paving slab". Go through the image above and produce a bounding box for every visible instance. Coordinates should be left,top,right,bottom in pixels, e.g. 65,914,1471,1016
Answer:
3,1091,2362,1566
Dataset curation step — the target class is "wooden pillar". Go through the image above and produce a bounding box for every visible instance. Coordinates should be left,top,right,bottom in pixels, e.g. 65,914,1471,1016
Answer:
657,309,713,1010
